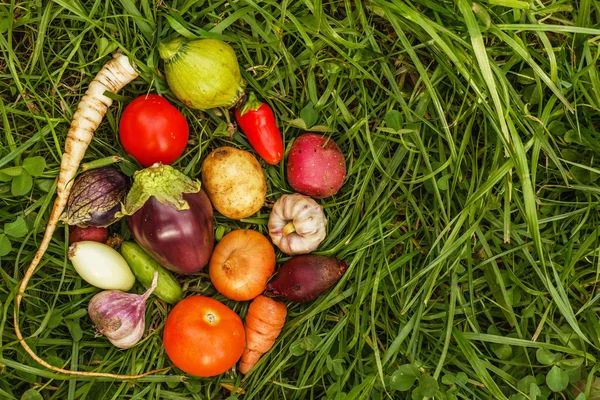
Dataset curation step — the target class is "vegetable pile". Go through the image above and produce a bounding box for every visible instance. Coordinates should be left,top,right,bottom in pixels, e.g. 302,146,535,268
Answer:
14,38,348,380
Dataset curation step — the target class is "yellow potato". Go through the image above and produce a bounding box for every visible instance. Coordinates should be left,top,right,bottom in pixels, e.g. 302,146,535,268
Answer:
201,147,267,219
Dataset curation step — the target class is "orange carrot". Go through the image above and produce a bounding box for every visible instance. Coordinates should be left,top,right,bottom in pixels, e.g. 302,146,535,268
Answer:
239,295,287,374
13,53,165,379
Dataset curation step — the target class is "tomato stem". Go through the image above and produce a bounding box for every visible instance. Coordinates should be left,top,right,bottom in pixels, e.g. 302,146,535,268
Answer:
237,93,263,116
205,312,217,324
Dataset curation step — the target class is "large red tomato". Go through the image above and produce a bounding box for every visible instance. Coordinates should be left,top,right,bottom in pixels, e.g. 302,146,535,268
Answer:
163,296,245,377
119,94,189,167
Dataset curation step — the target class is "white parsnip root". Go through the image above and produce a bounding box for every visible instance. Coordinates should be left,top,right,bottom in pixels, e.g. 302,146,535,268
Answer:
14,53,165,379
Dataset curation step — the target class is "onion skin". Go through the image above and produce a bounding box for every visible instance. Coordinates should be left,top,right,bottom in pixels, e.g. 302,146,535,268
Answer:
266,255,348,303
69,225,108,245
127,191,214,275
65,167,129,227
209,230,276,301
68,241,135,291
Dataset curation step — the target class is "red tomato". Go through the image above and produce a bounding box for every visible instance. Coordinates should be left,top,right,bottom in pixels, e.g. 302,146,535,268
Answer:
235,93,283,165
163,296,245,377
119,94,189,167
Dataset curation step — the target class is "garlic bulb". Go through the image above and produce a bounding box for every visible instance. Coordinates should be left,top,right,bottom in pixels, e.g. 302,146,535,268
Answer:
268,193,327,255
87,272,158,349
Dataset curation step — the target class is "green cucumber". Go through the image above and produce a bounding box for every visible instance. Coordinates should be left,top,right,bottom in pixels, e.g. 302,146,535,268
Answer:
121,242,183,304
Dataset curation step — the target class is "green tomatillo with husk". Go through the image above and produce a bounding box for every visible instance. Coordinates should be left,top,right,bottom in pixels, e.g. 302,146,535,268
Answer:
158,37,246,110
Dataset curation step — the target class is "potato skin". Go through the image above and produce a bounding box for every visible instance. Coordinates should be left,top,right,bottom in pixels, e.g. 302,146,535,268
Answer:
201,146,267,219
287,133,346,198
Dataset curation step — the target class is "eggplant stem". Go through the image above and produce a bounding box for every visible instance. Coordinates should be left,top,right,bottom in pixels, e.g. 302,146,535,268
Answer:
282,221,296,237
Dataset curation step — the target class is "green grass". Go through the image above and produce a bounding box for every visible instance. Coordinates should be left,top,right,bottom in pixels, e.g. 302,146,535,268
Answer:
1,0,600,399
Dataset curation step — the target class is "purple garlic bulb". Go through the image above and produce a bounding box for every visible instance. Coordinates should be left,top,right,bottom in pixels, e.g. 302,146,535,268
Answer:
87,273,157,349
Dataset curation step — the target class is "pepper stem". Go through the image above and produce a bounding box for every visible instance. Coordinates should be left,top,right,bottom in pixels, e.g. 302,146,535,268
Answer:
237,92,263,116
282,221,296,237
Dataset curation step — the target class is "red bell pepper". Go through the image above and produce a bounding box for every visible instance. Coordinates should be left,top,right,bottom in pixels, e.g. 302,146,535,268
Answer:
235,93,284,165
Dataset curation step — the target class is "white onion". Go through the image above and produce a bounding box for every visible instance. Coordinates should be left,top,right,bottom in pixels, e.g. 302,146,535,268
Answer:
68,241,135,290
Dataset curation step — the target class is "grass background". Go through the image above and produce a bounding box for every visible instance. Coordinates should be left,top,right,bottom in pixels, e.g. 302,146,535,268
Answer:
1,0,600,399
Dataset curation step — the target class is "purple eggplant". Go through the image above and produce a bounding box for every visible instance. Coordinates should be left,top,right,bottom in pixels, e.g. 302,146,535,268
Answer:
65,167,129,227
266,255,348,302
121,164,214,275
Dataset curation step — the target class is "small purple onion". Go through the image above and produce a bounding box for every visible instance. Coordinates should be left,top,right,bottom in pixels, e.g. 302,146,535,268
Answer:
66,167,129,227
87,273,157,349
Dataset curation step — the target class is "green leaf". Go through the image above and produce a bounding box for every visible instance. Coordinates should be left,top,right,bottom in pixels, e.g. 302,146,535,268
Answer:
566,365,581,383
1,166,23,177
455,372,468,385
46,355,66,368
442,374,455,385
418,375,439,397
534,374,545,385
437,175,450,191
492,343,513,360
548,121,567,137
516,68,536,84
0,234,11,256
471,2,491,30
64,309,88,320
36,179,54,192
12,170,32,196
558,357,583,369
561,149,580,162
215,225,226,241
290,342,305,356
410,387,423,400
517,375,537,393
286,118,308,130
4,217,28,238
308,125,333,133
184,378,202,393
536,348,558,365
564,130,581,144
523,84,542,105
301,334,321,351
390,364,418,391
331,359,344,376
385,110,403,131
21,389,43,400
47,311,63,329
0,15,9,34
529,382,541,398
65,319,83,342
546,366,569,392
23,156,46,177
96,37,118,58
300,103,318,128
0,172,11,182
166,380,179,389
